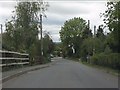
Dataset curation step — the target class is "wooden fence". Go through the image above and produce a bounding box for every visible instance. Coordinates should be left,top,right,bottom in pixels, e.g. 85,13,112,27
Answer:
0,50,29,71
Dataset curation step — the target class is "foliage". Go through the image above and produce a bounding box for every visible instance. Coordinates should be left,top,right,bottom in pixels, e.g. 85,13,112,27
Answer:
53,42,62,57
104,45,112,54
59,17,91,58
59,1,120,70
103,1,120,53
43,33,54,57
80,37,94,61
96,25,105,38
2,1,53,65
90,53,120,69
89,1,120,69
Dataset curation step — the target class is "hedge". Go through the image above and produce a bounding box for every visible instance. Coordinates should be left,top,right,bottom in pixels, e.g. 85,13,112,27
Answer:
90,53,120,69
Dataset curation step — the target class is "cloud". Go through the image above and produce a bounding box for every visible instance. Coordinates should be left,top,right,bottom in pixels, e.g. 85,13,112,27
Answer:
43,1,107,26
0,1,107,42
43,1,107,42
51,34,61,42
43,24,61,34
47,2,91,15
43,13,64,25
0,1,16,24
42,24,61,42
0,1,16,9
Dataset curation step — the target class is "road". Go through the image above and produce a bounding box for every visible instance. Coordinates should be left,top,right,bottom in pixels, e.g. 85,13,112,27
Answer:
3,57,118,88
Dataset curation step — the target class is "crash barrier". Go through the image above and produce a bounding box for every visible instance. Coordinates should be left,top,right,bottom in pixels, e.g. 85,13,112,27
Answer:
0,50,29,71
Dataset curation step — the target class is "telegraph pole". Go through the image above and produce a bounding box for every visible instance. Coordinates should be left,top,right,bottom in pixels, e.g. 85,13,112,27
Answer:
0,24,2,50
88,20,90,37
0,24,2,35
94,25,96,38
40,14,43,56
93,25,96,55
88,20,90,30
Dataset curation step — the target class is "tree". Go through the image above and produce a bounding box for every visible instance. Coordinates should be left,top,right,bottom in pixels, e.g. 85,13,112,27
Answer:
82,26,92,39
104,32,118,53
3,1,49,65
80,22,93,61
14,2,43,52
3,1,49,52
103,1,120,53
59,17,89,58
43,33,54,56
96,25,105,38
93,25,106,53
80,37,94,62
53,42,62,57
104,45,112,54
2,21,15,51
42,33,54,62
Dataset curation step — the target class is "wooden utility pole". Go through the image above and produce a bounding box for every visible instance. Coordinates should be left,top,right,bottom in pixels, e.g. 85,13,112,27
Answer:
40,14,43,56
88,20,90,37
88,20,90,30
94,25,96,38
0,24,2,35
0,24,2,50
93,25,96,55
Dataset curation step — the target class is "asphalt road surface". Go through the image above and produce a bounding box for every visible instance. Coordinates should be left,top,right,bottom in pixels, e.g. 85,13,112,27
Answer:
3,57,118,88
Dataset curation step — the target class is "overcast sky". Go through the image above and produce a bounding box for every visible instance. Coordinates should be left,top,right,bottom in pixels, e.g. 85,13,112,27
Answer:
0,0,108,42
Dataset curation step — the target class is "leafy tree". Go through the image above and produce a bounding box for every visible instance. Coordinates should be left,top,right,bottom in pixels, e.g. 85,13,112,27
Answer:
103,1,120,53
80,26,105,62
93,25,106,54
104,32,118,53
59,17,88,58
42,33,54,62
104,45,112,54
89,1,120,69
29,39,42,65
80,23,92,61
2,1,49,65
82,26,92,39
96,25,105,38
2,21,15,51
3,1,49,52
80,37,94,62
43,33,54,56
94,37,105,54
14,2,40,52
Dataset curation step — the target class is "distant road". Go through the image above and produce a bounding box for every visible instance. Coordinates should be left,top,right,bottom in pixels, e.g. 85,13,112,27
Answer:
3,57,118,88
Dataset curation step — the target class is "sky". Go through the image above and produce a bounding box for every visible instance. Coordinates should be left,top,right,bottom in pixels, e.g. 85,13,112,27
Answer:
0,0,108,42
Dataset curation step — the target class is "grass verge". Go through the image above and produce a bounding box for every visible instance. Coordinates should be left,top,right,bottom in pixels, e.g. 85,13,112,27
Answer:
80,61,119,76
67,57,119,76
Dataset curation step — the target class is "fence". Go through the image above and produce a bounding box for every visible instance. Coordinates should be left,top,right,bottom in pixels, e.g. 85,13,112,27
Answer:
0,50,29,71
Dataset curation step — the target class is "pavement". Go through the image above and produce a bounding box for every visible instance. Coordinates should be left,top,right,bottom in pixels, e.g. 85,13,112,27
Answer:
2,57,118,88
1,57,59,83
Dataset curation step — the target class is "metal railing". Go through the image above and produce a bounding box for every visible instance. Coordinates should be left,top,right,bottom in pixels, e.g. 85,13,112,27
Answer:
0,50,29,70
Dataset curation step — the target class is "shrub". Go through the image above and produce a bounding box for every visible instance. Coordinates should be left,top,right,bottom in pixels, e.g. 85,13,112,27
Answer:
90,53,120,69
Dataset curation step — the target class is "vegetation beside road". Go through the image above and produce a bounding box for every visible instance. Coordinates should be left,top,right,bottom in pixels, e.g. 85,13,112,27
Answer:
2,1,55,65
59,2,120,70
81,61,119,76
89,53,120,69
68,57,119,76
1,1,120,71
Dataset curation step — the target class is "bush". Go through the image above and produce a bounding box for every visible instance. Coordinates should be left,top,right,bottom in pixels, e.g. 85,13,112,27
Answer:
90,53,120,69
42,55,51,64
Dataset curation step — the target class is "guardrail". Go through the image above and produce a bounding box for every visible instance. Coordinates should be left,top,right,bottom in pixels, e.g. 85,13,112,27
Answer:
0,50,29,71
